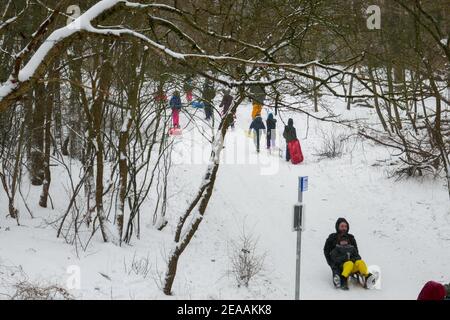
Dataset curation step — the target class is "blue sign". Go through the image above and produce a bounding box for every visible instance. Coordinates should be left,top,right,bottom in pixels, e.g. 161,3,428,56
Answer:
299,176,308,192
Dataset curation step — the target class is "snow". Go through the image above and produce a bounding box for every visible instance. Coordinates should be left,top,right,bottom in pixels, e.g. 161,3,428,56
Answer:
1,94,449,300
120,111,132,133
0,79,17,100
13,0,118,83
4,0,166,87
0,16,18,31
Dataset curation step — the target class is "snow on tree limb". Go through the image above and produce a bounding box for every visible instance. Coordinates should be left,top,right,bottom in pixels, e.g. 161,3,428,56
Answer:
1,0,336,113
0,0,30,33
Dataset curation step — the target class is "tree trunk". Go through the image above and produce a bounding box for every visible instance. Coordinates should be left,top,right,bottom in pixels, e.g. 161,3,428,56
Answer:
117,43,143,244
39,76,54,208
368,67,390,133
312,65,318,112
346,65,357,110
386,65,402,130
29,83,46,185
92,56,118,244
425,62,450,199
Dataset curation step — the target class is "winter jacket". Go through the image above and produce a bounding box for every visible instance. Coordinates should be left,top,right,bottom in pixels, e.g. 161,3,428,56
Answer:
323,218,359,267
219,93,233,114
169,95,182,110
266,113,277,130
329,244,361,270
250,116,266,133
202,81,216,102
183,78,193,91
282,118,297,142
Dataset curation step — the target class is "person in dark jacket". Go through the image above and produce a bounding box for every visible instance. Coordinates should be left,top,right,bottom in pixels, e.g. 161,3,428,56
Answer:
249,113,266,153
282,118,297,161
183,76,194,103
219,89,235,128
324,218,358,268
266,113,277,149
324,218,358,285
202,79,216,121
169,90,182,128
155,83,167,103
329,234,371,290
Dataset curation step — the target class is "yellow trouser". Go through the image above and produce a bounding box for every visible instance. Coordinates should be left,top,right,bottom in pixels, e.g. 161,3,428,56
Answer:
251,103,262,119
341,260,368,278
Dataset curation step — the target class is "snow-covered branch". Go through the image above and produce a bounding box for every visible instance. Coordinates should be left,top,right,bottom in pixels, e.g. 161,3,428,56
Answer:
0,0,30,34
0,0,353,114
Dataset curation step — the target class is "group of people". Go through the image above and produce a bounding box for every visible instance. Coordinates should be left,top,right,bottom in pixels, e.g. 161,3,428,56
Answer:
247,85,301,162
167,77,236,130
168,77,302,162
249,112,301,163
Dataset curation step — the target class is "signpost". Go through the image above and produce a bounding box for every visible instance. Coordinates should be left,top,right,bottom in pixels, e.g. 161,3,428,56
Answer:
294,176,308,300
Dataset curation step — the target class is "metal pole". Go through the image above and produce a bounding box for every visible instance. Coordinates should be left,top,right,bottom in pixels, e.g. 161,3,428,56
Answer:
295,189,303,300
295,225,302,300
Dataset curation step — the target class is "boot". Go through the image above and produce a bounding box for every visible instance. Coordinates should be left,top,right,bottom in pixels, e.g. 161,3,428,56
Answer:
364,273,377,289
340,276,349,290
333,274,341,289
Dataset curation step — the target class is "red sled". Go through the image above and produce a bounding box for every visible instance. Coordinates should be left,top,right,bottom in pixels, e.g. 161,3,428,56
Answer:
169,128,182,136
288,139,304,164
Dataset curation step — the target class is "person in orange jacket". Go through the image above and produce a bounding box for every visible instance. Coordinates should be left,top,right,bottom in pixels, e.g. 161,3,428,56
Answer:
249,84,265,119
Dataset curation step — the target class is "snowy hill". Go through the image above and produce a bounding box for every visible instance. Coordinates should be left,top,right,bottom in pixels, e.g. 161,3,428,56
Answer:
0,99,449,300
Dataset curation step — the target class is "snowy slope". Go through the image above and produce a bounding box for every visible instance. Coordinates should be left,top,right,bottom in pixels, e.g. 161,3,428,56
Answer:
0,98,449,300
170,102,450,299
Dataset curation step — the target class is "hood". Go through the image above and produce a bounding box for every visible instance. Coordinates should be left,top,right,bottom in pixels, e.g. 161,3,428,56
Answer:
288,118,294,127
268,113,274,120
335,217,349,233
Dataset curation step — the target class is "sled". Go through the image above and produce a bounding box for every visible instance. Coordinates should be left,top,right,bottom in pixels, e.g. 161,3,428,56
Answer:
288,139,304,164
191,101,204,109
169,127,182,136
351,265,381,290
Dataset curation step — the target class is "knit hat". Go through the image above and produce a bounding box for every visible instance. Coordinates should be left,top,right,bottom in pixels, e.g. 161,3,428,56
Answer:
417,281,447,300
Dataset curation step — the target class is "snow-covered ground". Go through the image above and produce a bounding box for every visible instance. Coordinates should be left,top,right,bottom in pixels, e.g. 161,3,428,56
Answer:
0,97,449,300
